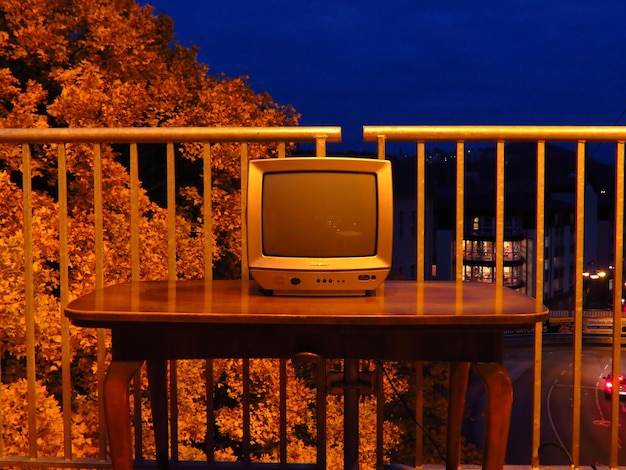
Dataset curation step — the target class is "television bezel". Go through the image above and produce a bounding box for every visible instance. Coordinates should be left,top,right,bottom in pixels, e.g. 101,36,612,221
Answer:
246,156,393,295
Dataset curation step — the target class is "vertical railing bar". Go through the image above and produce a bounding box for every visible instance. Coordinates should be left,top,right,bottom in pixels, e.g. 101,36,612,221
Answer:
531,141,546,469
414,361,424,467
416,141,425,282
316,359,327,468
93,143,104,285
205,359,215,463
455,141,465,282
170,361,179,462
377,135,386,159
375,363,384,470
130,143,144,460
343,361,359,468
166,142,177,280
495,140,505,286
164,142,179,462
22,144,37,459
278,141,286,158
279,359,288,464
165,142,178,462
203,143,213,281
132,373,142,462
415,138,426,466
93,143,108,460
571,140,586,467
240,143,249,281
58,143,73,460
315,137,327,157
96,321,107,453
376,135,387,313
129,143,140,281
534,142,546,318
609,141,625,468
242,359,251,465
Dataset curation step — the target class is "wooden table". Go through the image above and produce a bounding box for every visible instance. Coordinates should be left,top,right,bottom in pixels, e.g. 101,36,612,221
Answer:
65,280,548,470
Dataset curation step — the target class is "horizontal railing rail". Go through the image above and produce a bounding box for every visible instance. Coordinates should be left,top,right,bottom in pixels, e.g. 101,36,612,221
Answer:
363,124,626,142
0,126,342,144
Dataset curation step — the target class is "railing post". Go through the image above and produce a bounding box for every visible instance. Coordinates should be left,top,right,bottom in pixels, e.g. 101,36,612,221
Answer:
343,359,359,470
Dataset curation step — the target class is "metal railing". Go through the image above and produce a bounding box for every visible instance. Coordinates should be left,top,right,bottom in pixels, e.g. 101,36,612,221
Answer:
1,124,626,469
0,126,340,469
364,125,626,469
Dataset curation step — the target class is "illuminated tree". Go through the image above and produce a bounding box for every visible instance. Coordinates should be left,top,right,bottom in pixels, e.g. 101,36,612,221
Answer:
0,0,300,461
0,0,477,467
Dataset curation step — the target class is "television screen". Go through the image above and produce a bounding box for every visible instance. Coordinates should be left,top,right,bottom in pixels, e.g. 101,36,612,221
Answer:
262,171,377,258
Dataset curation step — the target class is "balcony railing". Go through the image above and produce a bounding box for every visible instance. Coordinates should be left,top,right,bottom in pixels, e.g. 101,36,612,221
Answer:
364,125,626,469
0,126,340,469
1,125,626,469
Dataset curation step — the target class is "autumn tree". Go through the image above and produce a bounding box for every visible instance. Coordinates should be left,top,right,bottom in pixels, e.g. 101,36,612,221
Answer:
0,0,301,461
0,0,477,467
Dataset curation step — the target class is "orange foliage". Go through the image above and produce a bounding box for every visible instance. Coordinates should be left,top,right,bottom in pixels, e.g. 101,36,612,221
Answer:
0,0,472,467
0,0,303,463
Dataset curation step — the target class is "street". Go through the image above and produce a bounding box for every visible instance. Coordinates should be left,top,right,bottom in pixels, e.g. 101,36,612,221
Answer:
463,342,626,466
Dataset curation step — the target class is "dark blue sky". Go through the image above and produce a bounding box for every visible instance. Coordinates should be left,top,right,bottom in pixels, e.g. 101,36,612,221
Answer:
140,1,626,153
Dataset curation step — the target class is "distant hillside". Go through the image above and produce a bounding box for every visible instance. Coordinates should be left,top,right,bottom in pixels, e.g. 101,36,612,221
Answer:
389,141,616,229
503,142,614,195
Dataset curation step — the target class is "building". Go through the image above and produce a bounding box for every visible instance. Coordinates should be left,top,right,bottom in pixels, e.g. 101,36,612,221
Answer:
462,214,526,289
389,143,616,308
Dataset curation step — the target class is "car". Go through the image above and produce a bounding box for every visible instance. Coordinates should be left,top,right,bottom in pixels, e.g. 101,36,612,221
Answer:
603,374,626,399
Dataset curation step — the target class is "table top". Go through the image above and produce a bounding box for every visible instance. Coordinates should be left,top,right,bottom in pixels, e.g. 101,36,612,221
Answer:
65,280,548,328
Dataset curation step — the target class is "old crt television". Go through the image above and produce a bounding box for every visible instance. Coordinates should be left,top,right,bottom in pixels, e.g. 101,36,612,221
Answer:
246,157,393,296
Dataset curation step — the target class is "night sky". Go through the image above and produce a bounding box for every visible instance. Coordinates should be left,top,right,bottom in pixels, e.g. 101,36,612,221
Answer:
139,1,626,154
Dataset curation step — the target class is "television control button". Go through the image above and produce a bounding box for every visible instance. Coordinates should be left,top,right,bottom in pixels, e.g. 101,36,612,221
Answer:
290,278,301,285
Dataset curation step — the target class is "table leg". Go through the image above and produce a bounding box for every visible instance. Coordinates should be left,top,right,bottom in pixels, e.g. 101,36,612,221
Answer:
447,362,470,470
471,362,513,470
103,360,144,470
